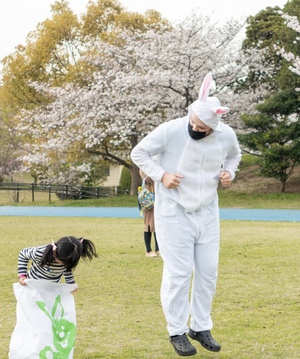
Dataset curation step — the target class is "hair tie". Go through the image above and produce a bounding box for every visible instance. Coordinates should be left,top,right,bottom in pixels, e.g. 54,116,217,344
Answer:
52,239,57,251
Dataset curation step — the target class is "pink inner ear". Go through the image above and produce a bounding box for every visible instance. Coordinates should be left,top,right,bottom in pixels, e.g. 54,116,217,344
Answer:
215,109,227,114
200,83,210,99
199,72,213,101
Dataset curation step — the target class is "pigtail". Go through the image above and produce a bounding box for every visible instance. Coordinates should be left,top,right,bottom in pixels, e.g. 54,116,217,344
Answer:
40,244,56,267
79,238,98,260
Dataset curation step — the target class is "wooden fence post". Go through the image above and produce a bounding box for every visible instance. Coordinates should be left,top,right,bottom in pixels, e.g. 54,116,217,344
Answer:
17,185,20,203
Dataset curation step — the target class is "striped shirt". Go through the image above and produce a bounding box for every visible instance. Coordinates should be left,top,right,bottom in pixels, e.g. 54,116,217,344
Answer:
18,244,75,284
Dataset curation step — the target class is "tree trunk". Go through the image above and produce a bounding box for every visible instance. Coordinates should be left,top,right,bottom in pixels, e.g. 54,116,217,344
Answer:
280,179,286,192
130,163,141,196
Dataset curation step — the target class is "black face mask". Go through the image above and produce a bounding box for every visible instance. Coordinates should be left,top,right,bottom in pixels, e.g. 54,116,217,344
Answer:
188,123,207,140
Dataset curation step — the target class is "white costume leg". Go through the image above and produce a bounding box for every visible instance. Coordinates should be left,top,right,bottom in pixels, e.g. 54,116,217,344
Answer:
155,204,197,336
155,198,220,335
190,197,220,331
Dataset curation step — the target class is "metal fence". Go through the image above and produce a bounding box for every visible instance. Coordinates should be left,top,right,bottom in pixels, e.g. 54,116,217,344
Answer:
0,183,129,202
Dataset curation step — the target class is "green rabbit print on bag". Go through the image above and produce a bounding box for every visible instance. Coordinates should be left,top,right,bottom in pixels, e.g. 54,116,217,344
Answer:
37,294,76,359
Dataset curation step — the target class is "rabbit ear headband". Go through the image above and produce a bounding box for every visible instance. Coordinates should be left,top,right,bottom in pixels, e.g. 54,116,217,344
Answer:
198,72,215,102
190,72,229,131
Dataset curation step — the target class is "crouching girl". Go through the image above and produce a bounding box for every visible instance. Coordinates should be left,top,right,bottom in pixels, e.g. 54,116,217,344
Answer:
18,236,98,287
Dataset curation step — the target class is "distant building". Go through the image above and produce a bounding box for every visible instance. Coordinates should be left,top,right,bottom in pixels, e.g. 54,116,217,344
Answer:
102,165,123,187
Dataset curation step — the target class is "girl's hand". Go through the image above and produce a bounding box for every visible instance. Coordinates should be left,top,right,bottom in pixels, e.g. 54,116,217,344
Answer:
72,284,79,293
19,276,27,286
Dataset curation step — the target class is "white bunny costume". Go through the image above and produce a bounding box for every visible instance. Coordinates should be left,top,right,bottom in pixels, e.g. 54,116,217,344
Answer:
131,73,241,339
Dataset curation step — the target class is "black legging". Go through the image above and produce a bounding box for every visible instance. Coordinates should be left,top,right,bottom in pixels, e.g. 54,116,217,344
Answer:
144,231,159,253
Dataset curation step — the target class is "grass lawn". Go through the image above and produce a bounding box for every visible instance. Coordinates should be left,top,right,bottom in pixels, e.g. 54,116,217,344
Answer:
0,189,299,209
1,217,300,358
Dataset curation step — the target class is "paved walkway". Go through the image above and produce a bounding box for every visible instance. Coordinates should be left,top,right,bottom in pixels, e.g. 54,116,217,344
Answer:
0,206,299,221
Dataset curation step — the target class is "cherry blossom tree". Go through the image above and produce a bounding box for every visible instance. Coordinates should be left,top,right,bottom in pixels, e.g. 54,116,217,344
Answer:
17,14,255,194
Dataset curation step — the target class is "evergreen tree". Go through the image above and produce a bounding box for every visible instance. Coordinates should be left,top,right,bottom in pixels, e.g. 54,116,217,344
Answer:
238,0,300,191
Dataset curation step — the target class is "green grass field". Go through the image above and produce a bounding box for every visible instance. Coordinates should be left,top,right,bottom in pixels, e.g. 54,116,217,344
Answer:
2,217,300,358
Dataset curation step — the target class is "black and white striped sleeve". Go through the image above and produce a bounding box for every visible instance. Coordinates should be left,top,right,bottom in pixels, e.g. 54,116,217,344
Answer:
18,246,37,277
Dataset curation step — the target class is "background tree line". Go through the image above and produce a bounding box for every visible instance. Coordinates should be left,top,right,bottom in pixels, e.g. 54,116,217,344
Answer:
0,0,299,194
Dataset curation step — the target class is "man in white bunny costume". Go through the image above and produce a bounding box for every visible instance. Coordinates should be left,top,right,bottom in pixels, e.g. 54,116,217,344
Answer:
131,72,241,356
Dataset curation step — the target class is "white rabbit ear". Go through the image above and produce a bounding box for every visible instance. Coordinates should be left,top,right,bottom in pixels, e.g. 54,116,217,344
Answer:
212,106,229,115
199,72,213,102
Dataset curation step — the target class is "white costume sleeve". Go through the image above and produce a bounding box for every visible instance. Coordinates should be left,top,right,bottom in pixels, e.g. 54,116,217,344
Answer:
131,123,168,183
219,125,242,180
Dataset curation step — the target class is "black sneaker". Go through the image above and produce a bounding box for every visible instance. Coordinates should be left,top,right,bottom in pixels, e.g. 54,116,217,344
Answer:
188,329,221,352
169,333,197,356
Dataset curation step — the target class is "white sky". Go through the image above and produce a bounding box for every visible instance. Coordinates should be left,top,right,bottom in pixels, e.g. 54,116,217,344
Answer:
0,0,288,61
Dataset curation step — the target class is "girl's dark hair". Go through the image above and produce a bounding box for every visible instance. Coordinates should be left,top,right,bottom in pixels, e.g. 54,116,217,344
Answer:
40,236,98,271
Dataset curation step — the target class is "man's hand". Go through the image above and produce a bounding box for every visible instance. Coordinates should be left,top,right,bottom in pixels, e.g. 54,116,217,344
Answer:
162,173,184,189
219,171,232,188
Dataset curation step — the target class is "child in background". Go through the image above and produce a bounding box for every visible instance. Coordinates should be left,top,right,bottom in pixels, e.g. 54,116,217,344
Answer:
139,169,159,258
18,236,98,287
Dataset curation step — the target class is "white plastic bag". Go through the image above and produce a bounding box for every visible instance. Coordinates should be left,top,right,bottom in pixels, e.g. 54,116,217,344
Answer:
9,279,77,359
